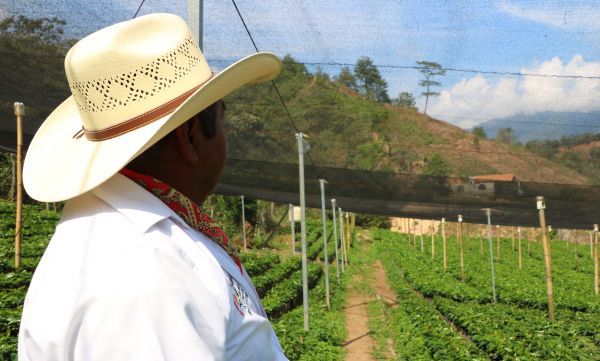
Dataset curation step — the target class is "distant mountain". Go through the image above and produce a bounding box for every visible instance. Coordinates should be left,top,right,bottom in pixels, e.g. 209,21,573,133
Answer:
476,111,600,143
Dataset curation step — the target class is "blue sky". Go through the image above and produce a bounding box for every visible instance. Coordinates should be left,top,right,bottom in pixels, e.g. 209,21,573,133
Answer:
2,0,600,127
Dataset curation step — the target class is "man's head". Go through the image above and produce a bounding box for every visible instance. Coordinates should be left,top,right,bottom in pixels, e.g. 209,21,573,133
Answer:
22,13,281,203
128,100,227,205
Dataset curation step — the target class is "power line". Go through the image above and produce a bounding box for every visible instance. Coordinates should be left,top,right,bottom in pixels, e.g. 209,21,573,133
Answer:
230,0,323,179
132,0,146,19
208,58,600,81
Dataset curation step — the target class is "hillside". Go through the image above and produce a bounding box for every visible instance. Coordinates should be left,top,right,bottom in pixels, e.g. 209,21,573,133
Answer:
224,59,591,185
476,111,600,142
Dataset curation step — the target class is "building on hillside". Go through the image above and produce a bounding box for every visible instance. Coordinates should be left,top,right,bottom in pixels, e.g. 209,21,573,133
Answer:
450,173,521,197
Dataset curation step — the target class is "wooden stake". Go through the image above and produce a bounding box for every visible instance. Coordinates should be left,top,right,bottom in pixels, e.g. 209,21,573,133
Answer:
574,231,579,272
14,102,24,270
458,215,465,283
442,218,447,272
594,225,599,296
536,196,555,321
511,226,515,252
496,225,501,261
412,220,417,247
479,224,484,255
528,228,532,257
431,220,435,259
420,221,424,253
591,231,594,260
518,226,522,270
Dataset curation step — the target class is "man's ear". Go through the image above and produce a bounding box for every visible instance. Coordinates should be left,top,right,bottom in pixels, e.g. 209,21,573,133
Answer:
174,120,200,164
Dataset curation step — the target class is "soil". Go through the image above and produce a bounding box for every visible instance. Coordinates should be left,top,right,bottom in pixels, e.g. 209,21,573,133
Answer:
343,259,397,360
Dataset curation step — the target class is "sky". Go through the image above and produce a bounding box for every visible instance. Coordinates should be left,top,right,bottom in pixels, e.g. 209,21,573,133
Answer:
2,0,600,128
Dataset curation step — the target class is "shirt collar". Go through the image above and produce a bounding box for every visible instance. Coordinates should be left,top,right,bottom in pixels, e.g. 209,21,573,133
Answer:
92,172,173,234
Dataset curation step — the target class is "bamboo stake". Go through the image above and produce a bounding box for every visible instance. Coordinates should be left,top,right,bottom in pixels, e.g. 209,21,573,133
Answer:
591,231,594,260
442,218,447,272
496,225,501,261
420,221,424,253
479,224,484,255
574,231,579,272
458,215,465,283
346,212,351,252
536,196,555,321
518,226,522,270
594,224,599,295
412,220,416,247
528,229,532,257
14,102,24,270
431,220,435,259
512,226,515,252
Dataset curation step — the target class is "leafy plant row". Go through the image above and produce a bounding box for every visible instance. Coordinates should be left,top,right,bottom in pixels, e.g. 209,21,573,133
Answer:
433,297,600,360
262,263,323,319
373,238,488,360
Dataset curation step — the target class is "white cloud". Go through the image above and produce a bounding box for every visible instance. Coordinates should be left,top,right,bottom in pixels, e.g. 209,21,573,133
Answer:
427,55,600,128
496,1,600,32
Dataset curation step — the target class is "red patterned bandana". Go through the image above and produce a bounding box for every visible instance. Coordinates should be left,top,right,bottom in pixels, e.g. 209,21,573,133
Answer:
120,168,243,274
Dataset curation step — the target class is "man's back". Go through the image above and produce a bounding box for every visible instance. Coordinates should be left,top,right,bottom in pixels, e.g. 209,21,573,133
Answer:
19,174,287,361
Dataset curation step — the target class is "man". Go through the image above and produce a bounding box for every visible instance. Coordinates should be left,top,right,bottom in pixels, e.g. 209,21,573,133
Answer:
19,13,287,360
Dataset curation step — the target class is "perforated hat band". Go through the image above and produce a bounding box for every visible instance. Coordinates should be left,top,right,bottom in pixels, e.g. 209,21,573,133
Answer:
72,74,214,141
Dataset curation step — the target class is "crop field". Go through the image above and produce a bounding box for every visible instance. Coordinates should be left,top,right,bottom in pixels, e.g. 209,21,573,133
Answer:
0,200,347,361
371,228,600,360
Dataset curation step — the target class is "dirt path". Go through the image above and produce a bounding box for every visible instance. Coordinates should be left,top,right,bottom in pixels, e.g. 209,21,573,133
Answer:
343,279,374,360
343,258,398,360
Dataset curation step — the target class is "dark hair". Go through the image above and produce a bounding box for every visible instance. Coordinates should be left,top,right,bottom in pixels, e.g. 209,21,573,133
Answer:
129,100,224,165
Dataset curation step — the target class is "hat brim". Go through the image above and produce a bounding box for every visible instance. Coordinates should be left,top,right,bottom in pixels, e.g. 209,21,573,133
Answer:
24,52,282,202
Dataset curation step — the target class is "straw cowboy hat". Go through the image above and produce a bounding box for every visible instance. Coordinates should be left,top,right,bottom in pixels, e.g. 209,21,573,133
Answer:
23,13,282,202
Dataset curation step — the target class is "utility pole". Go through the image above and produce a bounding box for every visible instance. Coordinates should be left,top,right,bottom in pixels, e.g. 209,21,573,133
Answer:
187,0,203,50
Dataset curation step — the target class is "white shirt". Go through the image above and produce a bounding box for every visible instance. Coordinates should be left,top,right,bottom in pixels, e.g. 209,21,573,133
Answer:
18,173,288,361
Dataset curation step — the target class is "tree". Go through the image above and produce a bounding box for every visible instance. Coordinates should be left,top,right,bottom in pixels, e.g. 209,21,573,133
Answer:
416,61,446,114
496,127,518,145
354,56,390,103
394,92,416,109
472,127,487,139
422,153,451,176
334,66,357,91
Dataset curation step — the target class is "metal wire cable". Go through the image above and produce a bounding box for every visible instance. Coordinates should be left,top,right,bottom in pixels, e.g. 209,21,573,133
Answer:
230,0,323,179
132,0,146,19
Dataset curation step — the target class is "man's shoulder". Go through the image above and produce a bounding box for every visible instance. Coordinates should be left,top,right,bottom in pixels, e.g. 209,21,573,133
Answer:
61,173,174,234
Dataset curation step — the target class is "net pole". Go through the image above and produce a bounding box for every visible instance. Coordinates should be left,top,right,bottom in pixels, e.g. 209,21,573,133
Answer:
485,208,497,303
319,179,330,310
331,199,340,283
431,220,435,259
296,133,309,332
241,195,246,251
290,204,295,255
594,224,599,296
420,221,424,253
13,102,24,270
518,226,522,271
458,215,465,283
536,196,555,321
339,207,345,272
442,218,447,272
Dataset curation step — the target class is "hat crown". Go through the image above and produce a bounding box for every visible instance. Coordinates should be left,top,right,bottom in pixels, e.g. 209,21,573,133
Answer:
65,13,211,133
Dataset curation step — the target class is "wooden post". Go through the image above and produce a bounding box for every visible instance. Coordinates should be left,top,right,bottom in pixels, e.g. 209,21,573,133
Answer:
431,220,435,259
14,102,24,270
420,221,424,253
412,220,417,247
536,196,555,321
511,226,515,252
518,226,522,271
528,228,532,257
591,231,594,260
458,215,465,283
442,218,447,272
345,212,351,251
496,225,501,261
594,224,599,296
480,224,484,255
574,230,579,272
